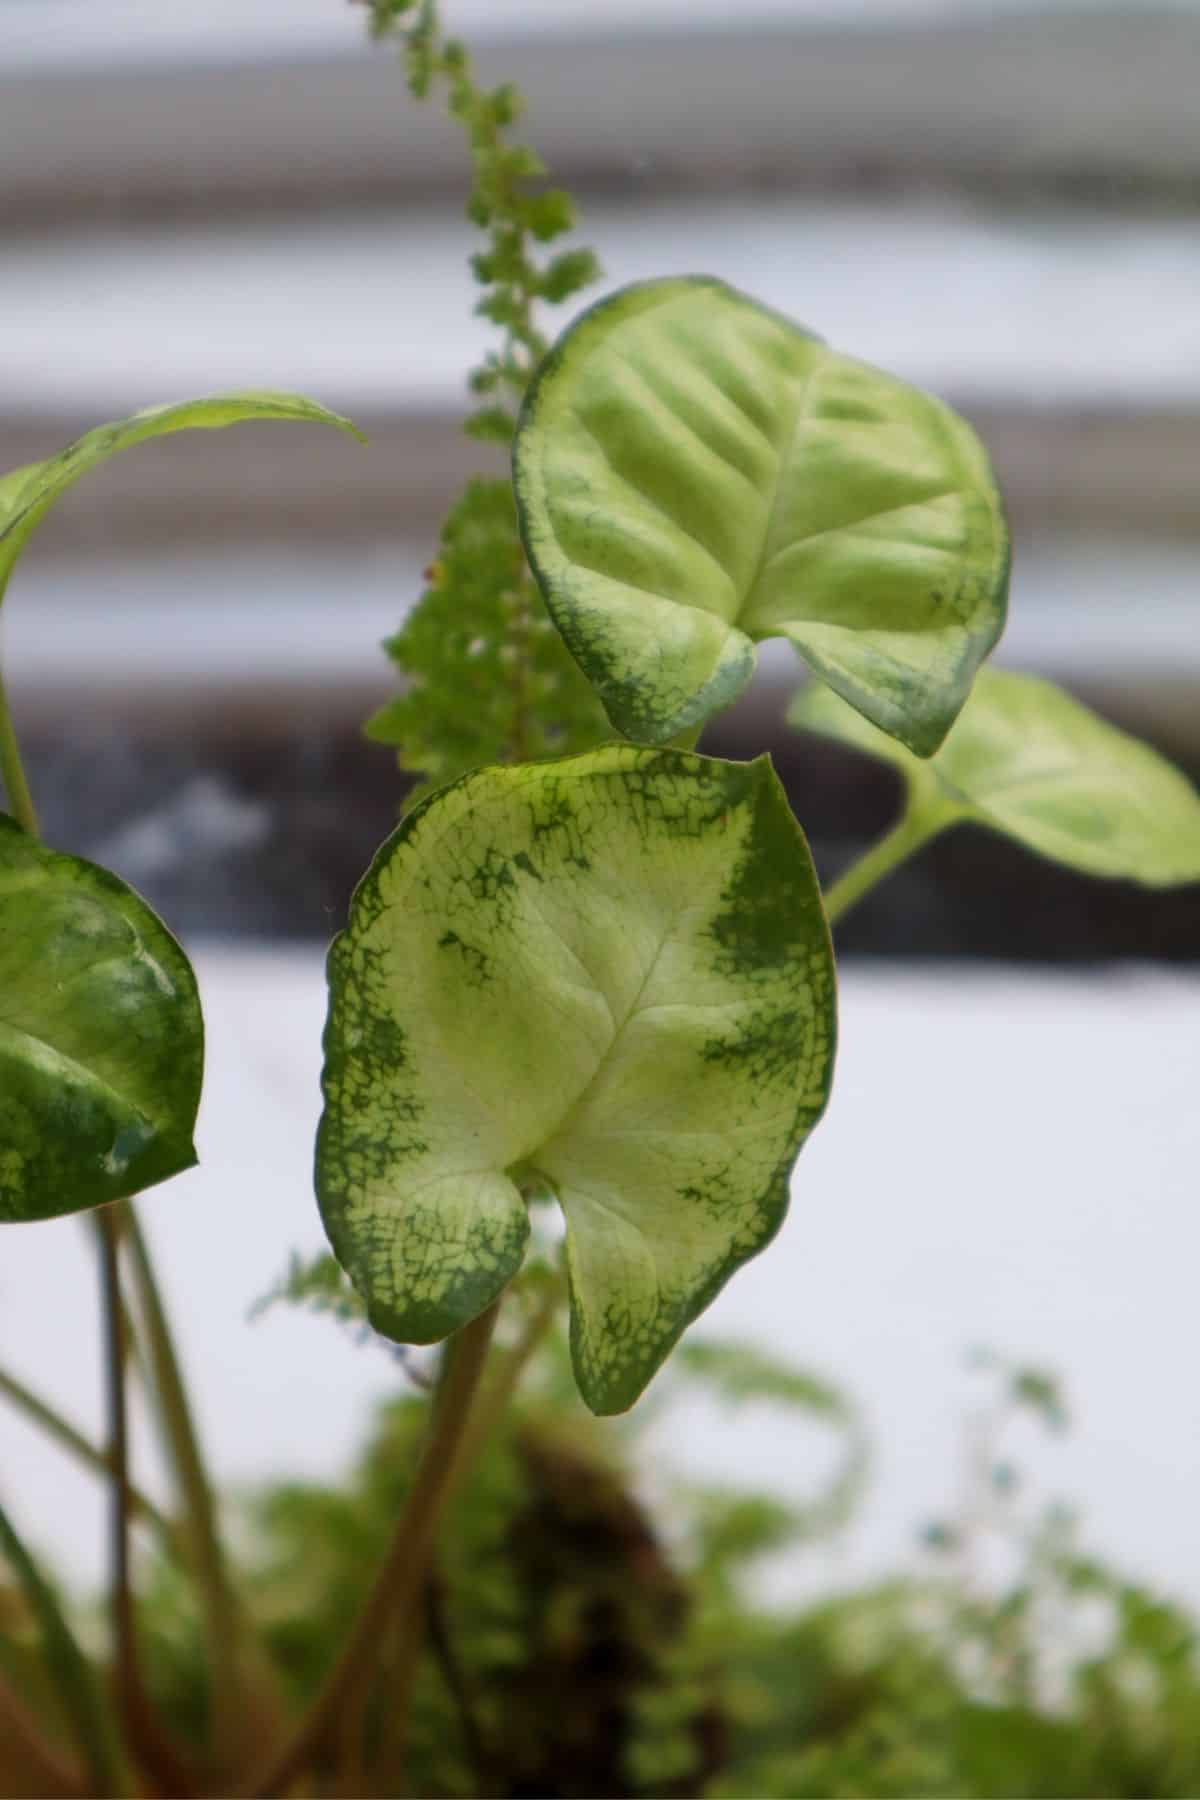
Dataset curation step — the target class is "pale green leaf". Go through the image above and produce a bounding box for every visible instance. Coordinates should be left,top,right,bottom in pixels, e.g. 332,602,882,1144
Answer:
317,746,836,1414
514,277,1008,756
0,392,363,605
789,667,1200,886
0,462,40,527
0,817,203,1222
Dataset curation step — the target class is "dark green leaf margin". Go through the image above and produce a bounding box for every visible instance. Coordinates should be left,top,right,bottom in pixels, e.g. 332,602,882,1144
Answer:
514,276,1008,756
317,745,836,1413
0,818,203,1223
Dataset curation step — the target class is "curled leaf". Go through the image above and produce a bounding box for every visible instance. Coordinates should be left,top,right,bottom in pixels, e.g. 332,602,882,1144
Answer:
514,277,1008,755
0,391,363,605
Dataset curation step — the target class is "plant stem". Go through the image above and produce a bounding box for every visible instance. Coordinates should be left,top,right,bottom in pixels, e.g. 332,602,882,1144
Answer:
359,1599,428,1799
0,1366,174,1545
3,621,257,1777
363,1272,564,1792
506,560,534,765
0,658,38,835
0,1495,120,1798
121,1210,245,1773
0,666,126,1798
821,806,948,926
458,1264,564,1477
96,1208,194,1797
0,647,222,1784
422,1569,494,1789
1,660,124,1794
0,1668,84,1796
247,1302,501,1799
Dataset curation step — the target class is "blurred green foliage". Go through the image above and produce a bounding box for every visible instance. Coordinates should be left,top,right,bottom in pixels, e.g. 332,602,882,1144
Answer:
7,1323,1194,1799
365,480,610,809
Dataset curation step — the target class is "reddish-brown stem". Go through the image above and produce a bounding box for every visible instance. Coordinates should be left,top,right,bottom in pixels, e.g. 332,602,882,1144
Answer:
96,1209,194,1798
0,1670,84,1797
246,1302,499,1798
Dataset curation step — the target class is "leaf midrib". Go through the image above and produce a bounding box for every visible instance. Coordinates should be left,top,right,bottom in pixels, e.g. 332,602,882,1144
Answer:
740,339,825,624
580,294,799,633
529,889,721,1169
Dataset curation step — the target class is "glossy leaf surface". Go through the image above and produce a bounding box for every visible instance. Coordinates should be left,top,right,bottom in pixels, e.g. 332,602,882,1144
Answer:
514,277,1008,755
0,818,203,1222
318,746,835,1413
0,392,362,603
790,667,1200,886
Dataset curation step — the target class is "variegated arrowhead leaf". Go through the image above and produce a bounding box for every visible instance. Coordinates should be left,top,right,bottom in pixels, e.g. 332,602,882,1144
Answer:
789,667,1200,886
513,277,1008,757
0,817,203,1223
0,392,363,605
317,746,836,1414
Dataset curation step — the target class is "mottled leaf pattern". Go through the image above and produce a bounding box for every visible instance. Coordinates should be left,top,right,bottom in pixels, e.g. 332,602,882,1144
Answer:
790,668,1200,886
514,277,1008,755
0,818,203,1222
317,746,836,1413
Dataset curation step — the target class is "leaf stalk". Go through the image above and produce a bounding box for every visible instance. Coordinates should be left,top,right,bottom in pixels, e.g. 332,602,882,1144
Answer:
0,1491,124,1798
122,1210,248,1775
0,1365,174,1546
246,1301,501,1797
0,658,39,835
361,1269,566,1791
821,804,949,926
0,1668,84,1796
96,1209,195,1797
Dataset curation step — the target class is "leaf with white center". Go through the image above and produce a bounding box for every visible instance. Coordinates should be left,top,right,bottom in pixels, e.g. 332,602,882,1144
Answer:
317,746,836,1414
0,392,363,605
514,277,1008,756
789,667,1200,886
0,817,203,1223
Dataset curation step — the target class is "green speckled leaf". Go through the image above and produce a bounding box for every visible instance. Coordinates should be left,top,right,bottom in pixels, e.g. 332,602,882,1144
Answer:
514,277,1008,756
0,392,363,605
0,817,203,1223
317,746,836,1414
789,667,1200,886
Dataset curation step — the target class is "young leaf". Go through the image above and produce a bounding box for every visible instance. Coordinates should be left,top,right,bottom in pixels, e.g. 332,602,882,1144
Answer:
789,667,1200,886
0,817,203,1223
0,392,362,604
514,277,1008,755
317,746,836,1414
